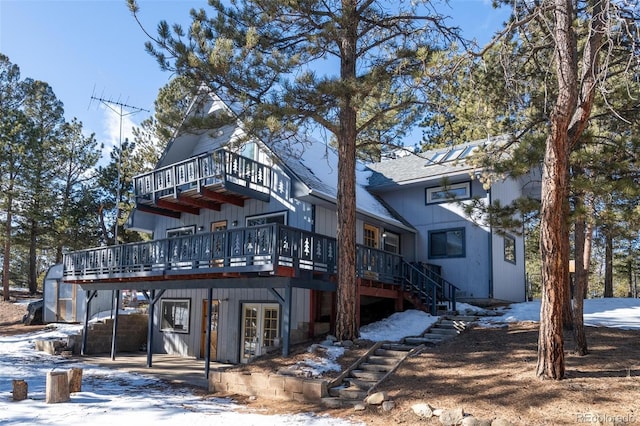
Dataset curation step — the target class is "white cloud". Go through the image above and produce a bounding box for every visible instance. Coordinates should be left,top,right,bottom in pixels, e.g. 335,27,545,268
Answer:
98,103,144,164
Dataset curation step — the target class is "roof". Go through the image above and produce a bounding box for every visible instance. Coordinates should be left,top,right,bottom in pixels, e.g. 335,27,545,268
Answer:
366,135,511,190
269,138,415,231
161,90,415,232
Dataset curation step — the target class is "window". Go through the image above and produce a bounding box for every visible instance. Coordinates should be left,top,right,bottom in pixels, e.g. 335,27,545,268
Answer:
363,224,379,249
246,212,287,227
429,228,465,258
210,220,227,232
160,299,191,334
167,226,195,238
382,230,400,254
426,182,471,204
504,235,516,264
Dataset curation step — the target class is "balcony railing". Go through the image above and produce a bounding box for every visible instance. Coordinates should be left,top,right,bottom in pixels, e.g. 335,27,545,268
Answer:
133,149,272,202
62,224,459,314
62,224,404,285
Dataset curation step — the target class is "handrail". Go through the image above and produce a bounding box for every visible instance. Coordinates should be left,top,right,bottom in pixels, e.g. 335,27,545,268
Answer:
62,224,457,314
133,149,272,201
401,260,458,314
62,224,337,279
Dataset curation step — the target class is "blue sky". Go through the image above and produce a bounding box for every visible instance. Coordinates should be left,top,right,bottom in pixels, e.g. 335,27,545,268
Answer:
0,0,509,161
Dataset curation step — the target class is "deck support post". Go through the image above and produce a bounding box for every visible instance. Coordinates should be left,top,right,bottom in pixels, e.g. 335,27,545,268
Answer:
282,286,292,357
110,289,120,360
205,287,213,380
143,289,165,368
81,290,98,356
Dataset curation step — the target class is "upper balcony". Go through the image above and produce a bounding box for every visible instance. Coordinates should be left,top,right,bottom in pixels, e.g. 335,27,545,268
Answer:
133,149,273,217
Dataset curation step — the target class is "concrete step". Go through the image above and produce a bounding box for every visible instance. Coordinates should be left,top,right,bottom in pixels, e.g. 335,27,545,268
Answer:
367,355,400,365
320,397,363,408
404,336,446,345
428,327,460,335
445,315,478,322
359,362,393,372
351,369,386,381
343,377,378,390
329,387,368,400
380,343,417,352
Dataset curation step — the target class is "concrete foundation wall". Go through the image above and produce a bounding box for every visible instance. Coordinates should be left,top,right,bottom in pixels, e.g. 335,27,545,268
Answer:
82,314,148,354
209,370,328,402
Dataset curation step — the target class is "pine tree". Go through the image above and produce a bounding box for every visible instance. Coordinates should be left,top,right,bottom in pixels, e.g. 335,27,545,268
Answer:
128,0,462,340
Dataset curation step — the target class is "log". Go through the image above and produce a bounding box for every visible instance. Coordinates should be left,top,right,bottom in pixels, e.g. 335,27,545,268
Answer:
12,380,28,401
67,368,83,393
45,371,70,403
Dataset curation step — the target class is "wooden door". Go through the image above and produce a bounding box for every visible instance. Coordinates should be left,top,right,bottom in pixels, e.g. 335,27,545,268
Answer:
200,300,219,359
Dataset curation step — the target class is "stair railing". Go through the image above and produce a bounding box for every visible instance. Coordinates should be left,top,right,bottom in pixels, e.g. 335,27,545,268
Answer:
401,260,458,315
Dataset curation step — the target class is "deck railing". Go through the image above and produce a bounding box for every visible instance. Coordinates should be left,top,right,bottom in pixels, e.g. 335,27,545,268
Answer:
133,149,272,201
62,224,454,313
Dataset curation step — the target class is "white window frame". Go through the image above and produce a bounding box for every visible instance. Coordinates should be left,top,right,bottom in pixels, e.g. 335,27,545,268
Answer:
166,225,195,238
245,211,287,227
426,182,471,204
160,298,191,334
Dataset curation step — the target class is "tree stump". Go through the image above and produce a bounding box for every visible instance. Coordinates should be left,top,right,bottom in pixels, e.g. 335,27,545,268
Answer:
12,380,28,401
45,371,70,403
67,368,83,393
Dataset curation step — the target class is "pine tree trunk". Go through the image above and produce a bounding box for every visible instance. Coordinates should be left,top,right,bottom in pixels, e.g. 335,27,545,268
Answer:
2,189,13,302
28,219,38,295
572,197,591,355
604,231,614,297
537,0,576,380
334,0,359,341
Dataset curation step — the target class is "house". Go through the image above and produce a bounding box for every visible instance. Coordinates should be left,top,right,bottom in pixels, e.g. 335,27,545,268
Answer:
61,91,533,366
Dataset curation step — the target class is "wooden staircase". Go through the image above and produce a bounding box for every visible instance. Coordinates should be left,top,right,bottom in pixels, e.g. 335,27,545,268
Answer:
321,315,477,408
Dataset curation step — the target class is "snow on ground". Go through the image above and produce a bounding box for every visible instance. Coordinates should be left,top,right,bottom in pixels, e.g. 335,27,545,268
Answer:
2,298,639,424
479,297,640,330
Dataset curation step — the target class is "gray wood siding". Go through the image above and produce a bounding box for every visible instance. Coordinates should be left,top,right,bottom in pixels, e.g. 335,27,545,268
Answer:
488,179,526,302
375,179,492,299
153,287,311,363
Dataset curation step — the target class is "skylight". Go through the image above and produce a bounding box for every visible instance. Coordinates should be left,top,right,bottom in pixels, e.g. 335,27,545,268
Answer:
425,142,481,166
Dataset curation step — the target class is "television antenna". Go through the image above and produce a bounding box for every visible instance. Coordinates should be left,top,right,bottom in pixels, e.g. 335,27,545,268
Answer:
89,90,149,245
89,91,150,359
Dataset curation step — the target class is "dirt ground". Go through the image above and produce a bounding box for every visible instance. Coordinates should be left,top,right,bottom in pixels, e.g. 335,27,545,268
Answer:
2,296,639,425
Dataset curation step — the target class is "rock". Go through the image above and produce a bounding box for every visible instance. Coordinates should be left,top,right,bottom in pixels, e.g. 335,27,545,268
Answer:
341,340,354,348
439,408,465,426
433,408,444,417
364,391,387,405
353,403,366,411
462,417,491,426
412,402,434,419
22,299,43,325
325,335,338,342
491,420,514,426
382,401,395,412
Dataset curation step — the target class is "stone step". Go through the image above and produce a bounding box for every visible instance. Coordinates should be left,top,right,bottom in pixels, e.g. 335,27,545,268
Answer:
351,369,386,381
445,315,478,322
374,347,411,357
320,397,363,409
329,386,368,400
380,343,417,352
343,377,378,390
359,362,393,372
404,336,446,345
367,355,400,365
428,327,460,335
